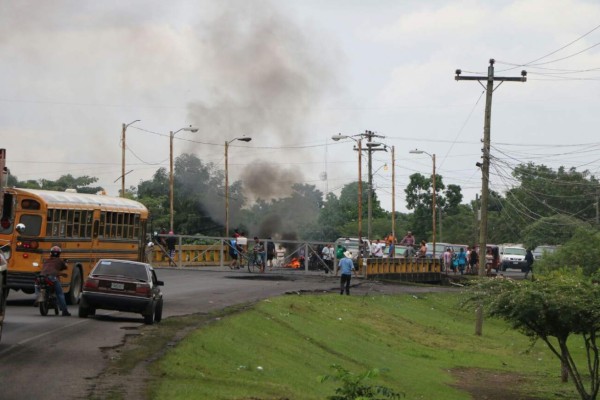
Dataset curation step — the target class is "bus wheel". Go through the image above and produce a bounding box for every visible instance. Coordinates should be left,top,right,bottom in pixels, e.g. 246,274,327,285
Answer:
67,267,82,305
0,287,5,342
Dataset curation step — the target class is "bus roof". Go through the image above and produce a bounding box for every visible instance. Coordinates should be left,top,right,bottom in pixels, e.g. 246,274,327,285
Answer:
10,188,148,213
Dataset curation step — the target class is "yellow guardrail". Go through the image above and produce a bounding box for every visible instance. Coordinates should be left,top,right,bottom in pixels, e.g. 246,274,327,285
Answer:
365,257,442,279
148,244,227,266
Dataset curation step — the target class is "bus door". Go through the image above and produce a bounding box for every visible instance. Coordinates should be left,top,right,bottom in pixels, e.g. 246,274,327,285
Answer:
90,209,102,267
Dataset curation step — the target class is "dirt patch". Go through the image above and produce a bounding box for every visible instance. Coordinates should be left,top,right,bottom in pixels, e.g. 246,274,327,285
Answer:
450,367,545,400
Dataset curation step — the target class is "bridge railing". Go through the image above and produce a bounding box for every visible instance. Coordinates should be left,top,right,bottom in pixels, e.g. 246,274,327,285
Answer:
149,235,443,282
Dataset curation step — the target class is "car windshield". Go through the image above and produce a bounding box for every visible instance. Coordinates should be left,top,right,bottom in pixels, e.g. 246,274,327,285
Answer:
504,248,526,256
93,261,149,281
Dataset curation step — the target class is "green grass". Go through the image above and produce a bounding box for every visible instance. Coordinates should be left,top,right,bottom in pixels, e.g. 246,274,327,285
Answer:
146,292,581,400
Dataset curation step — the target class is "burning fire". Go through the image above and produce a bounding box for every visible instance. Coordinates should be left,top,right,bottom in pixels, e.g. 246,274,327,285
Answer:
285,257,301,269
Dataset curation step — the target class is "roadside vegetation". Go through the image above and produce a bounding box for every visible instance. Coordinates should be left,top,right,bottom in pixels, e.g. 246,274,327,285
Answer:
142,292,579,399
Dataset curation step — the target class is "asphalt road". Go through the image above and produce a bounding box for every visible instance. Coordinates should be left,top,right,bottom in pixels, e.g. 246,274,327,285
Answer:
0,267,471,400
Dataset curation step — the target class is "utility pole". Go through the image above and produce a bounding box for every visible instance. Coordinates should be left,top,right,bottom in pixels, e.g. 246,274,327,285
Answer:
391,146,396,244
0,149,6,210
121,120,140,197
364,130,386,240
456,59,526,336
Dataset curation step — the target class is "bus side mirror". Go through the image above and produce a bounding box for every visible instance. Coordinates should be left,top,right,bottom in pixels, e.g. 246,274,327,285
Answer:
16,223,26,233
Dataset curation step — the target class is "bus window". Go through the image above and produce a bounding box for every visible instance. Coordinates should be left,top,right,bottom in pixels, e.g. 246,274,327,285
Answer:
116,213,123,238
84,211,92,238
47,209,56,236
66,210,74,237
18,215,42,236
133,214,140,238
59,209,67,237
99,212,106,238
73,210,81,237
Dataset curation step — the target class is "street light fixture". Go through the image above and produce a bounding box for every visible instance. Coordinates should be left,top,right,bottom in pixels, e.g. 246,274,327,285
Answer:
121,119,140,197
170,126,199,232
331,134,363,241
409,149,437,260
225,136,252,238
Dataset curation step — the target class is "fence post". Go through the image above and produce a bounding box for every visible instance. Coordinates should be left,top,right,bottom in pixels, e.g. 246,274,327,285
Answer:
177,235,182,268
220,239,224,268
304,242,309,272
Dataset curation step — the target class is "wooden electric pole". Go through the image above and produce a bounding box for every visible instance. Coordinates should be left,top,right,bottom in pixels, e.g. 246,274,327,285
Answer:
455,59,526,336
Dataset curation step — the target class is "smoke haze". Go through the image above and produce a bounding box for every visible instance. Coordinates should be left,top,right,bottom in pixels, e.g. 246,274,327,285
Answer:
185,0,340,201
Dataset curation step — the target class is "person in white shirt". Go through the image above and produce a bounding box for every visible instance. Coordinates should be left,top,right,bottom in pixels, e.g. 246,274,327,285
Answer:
371,239,384,258
321,244,333,273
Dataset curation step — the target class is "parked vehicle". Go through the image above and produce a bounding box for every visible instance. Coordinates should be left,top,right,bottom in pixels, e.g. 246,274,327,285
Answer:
426,242,450,260
334,237,371,259
533,245,559,261
394,244,417,258
499,245,528,272
78,259,164,324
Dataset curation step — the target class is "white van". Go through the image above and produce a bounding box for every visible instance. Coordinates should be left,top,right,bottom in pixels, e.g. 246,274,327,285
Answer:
499,244,527,272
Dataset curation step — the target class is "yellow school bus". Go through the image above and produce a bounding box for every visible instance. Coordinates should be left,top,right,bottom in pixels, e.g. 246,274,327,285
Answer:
0,188,149,304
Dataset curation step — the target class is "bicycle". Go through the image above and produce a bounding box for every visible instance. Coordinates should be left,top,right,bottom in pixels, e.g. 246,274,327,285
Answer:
247,250,265,273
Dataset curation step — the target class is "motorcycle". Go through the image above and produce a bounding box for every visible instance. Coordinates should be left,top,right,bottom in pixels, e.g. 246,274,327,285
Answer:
34,274,59,316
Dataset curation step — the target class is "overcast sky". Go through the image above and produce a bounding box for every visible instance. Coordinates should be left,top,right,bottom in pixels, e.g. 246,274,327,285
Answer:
2,0,600,213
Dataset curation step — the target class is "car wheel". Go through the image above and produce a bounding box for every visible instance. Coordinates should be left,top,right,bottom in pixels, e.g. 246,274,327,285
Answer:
143,310,154,325
78,305,89,318
154,299,163,323
67,267,82,305
0,279,6,342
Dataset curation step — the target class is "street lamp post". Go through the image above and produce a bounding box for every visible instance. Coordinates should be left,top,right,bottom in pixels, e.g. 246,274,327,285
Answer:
121,120,140,197
225,136,252,238
170,126,199,232
332,134,363,240
410,149,436,260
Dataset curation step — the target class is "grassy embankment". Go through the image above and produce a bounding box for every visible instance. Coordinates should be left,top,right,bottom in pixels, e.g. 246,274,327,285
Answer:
143,292,580,400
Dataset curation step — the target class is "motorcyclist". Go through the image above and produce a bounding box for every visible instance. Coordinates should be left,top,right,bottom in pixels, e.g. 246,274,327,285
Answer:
40,246,71,316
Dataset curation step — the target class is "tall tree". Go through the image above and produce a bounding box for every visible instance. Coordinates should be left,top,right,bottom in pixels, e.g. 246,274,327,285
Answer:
405,173,462,241
507,163,599,227
11,173,104,194
466,273,600,400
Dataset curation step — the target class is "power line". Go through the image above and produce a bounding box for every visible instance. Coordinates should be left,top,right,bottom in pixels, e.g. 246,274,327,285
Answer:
496,22,600,70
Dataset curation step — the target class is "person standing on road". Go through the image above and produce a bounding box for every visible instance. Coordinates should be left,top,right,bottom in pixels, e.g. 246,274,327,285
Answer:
236,231,248,266
443,247,453,273
39,246,71,316
524,248,534,279
321,243,333,273
266,237,276,270
468,245,479,274
165,231,177,267
335,243,346,260
252,237,266,273
228,236,238,269
456,247,467,275
336,250,357,295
